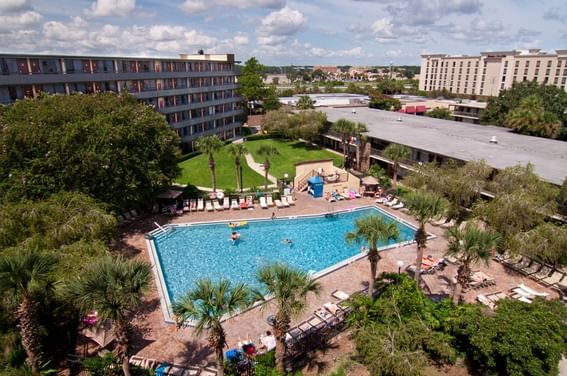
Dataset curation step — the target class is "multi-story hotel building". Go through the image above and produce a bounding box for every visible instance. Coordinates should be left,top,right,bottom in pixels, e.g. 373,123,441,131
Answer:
0,53,242,151
419,49,567,97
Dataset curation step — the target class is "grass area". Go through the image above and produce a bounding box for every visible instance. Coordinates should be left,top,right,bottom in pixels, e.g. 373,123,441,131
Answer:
244,138,343,179
176,145,265,189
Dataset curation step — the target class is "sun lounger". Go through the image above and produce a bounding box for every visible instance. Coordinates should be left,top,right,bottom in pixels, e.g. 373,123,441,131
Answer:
502,254,522,267
540,271,565,287
274,199,283,208
519,261,542,275
281,196,290,207
286,195,295,205
375,196,386,204
260,196,268,209
328,194,336,202
531,265,553,280
267,196,274,207
205,201,214,212
477,294,495,309
392,202,405,209
223,197,230,209
230,199,239,210
440,219,456,228
200,367,218,376
386,198,398,207
510,257,532,272
197,198,204,211
239,197,248,209
246,196,254,208
314,307,340,326
213,200,223,211
129,356,144,366
515,284,549,297
331,290,350,301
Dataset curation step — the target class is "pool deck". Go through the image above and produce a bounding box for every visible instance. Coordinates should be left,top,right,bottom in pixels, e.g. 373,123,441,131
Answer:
115,192,559,367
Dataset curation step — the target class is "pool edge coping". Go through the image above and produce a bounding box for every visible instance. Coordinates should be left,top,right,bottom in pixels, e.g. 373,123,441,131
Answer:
145,204,432,325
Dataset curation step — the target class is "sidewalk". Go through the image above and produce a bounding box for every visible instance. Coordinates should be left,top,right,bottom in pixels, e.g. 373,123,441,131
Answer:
244,153,277,184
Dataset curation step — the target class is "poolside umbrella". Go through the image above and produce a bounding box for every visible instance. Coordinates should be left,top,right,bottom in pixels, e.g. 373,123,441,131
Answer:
81,319,115,348
361,176,379,185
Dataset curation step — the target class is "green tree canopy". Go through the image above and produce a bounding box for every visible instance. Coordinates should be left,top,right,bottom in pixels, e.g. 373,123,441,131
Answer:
480,81,567,139
425,107,452,120
504,95,562,138
262,85,281,112
511,223,567,267
382,143,411,187
0,93,180,210
240,57,266,106
368,96,402,111
296,95,315,110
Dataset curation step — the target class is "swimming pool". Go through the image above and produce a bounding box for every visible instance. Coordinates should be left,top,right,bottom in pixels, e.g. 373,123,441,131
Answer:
147,206,416,321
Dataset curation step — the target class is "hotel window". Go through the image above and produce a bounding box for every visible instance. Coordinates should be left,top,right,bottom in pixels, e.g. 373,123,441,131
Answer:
536,60,540,67
64,59,83,74
97,60,114,73
38,59,61,74
557,69,561,75
69,82,87,93
42,83,66,94
547,61,552,67
546,69,550,75
524,68,528,75
504,61,508,67
525,61,530,67
535,69,539,75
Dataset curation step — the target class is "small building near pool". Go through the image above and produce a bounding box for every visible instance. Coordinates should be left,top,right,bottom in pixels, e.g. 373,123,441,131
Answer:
293,159,361,198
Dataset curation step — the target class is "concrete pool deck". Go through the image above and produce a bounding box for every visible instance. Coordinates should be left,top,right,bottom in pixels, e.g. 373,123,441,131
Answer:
115,192,559,367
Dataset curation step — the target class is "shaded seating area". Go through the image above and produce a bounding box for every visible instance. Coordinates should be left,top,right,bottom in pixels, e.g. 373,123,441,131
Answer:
496,253,567,291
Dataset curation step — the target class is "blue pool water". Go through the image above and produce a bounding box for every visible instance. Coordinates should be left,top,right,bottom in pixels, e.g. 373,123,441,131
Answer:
151,207,415,303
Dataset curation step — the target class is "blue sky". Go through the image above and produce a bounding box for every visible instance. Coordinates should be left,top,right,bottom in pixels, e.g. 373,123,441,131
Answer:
0,0,566,65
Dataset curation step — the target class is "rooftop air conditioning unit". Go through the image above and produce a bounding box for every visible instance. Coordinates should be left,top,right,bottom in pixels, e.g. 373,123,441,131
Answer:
396,116,402,122
490,136,498,144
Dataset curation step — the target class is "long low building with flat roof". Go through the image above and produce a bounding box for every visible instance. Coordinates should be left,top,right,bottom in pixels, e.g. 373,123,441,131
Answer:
319,107,567,185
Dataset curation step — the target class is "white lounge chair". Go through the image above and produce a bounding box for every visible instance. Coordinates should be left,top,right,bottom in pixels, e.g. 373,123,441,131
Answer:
205,201,214,211
392,202,404,209
267,196,274,207
213,200,223,211
223,197,230,210
515,284,549,297
286,195,295,205
281,196,290,207
197,198,204,211
260,196,268,209
440,219,456,228
386,198,398,207
230,199,239,210
274,199,283,208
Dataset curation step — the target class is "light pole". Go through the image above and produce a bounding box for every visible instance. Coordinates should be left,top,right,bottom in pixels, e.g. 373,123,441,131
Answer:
283,173,289,189
240,164,243,193
396,260,404,275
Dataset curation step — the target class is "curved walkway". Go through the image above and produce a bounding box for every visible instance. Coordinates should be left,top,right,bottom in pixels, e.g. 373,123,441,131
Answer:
244,153,277,184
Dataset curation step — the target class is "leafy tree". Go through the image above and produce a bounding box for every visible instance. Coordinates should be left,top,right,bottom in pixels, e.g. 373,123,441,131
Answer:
257,145,280,190
425,108,452,120
240,57,266,111
480,81,567,139
512,223,567,267
0,252,57,374
331,119,355,163
0,93,180,211
173,279,252,376
504,95,562,138
296,96,315,110
263,86,282,112
294,110,327,143
255,263,321,373
278,89,294,98
196,135,224,192
368,96,402,111
226,143,248,192
345,216,400,297
367,164,390,187
404,191,447,283
446,224,501,303
66,256,151,376
376,78,403,95
453,299,567,376
382,144,410,188
263,109,290,137
558,177,567,216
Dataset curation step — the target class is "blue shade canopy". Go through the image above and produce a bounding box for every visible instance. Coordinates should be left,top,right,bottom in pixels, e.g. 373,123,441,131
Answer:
307,175,324,184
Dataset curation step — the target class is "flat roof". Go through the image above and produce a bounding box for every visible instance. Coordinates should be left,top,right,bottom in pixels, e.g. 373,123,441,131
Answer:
320,107,567,185
0,53,234,62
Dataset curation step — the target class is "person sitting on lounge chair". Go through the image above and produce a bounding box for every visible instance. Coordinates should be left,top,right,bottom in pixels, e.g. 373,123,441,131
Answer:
258,331,276,352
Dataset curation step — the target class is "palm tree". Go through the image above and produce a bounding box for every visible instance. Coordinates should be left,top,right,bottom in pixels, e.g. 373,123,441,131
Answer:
0,251,57,375
446,224,501,304
66,256,151,376
196,135,224,192
172,279,252,376
504,95,562,138
257,145,280,190
404,191,447,283
256,263,321,373
353,122,368,171
331,119,355,164
227,143,248,192
383,144,411,188
296,95,315,110
346,216,400,298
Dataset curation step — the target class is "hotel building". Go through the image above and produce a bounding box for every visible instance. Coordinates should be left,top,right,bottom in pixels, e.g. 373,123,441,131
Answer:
419,49,567,97
0,53,242,151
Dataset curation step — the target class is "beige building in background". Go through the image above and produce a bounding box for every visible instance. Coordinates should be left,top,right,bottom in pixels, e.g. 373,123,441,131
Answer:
419,49,567,96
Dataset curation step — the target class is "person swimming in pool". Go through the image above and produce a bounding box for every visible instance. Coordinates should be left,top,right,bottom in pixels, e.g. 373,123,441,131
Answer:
231,231,240,241
282,238,292,245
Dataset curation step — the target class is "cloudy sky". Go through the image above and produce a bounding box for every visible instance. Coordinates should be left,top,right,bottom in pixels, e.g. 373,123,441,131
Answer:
1,0,566,65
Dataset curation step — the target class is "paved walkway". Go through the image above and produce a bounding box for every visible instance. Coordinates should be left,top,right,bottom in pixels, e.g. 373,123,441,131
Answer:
244,153,277,184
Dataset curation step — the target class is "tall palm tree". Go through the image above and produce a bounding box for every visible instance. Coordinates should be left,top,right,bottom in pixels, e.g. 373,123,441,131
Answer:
227,143,248,192
256,263,321,373
196,135,224,192
331,119,355,164
383,144,411,188
404,191,447,283
296,95,315,110
353,122,368,171
446,224,501,304
173,279,251,376
66,256,151,376
257,145,280,190
0,251,57,375
346,215,400,298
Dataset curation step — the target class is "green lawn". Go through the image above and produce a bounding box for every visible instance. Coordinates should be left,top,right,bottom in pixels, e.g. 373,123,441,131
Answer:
244,138,343,179
176,146,265,189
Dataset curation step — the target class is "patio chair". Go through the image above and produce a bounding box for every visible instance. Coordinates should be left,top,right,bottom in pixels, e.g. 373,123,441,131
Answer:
230,199,239,210
205,201,214,212
314,307,340,326
267,196,274,207
213,200,223,211
540,271,565,287
260,196,268,209
200,367,218,376
519,261,542,275
386,198,398,207
223,197,230,210
331,290,350,302
197,198,204,211
515,284,549,297
190,199,197,211
476,294,496,310
281,196,290,207
511,257,532,272
392,201,405,210
286,195,295,205
129,356,144,367
531,265,553,280
274,199,283,208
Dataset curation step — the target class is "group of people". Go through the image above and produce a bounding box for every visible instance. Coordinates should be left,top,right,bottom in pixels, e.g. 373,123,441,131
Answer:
236,331,277,358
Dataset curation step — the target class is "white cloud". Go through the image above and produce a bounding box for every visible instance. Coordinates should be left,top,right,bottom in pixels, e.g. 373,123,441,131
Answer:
179,0,285,13
88,0,136,17
0,0,31,12
179,0,206,14
256,6,306,47
0,10,42,32
371,18,396,42
43,16,88,41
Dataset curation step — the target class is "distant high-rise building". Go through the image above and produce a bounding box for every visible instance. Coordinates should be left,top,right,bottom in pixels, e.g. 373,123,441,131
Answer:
0,53,242,151
419,49,567,97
